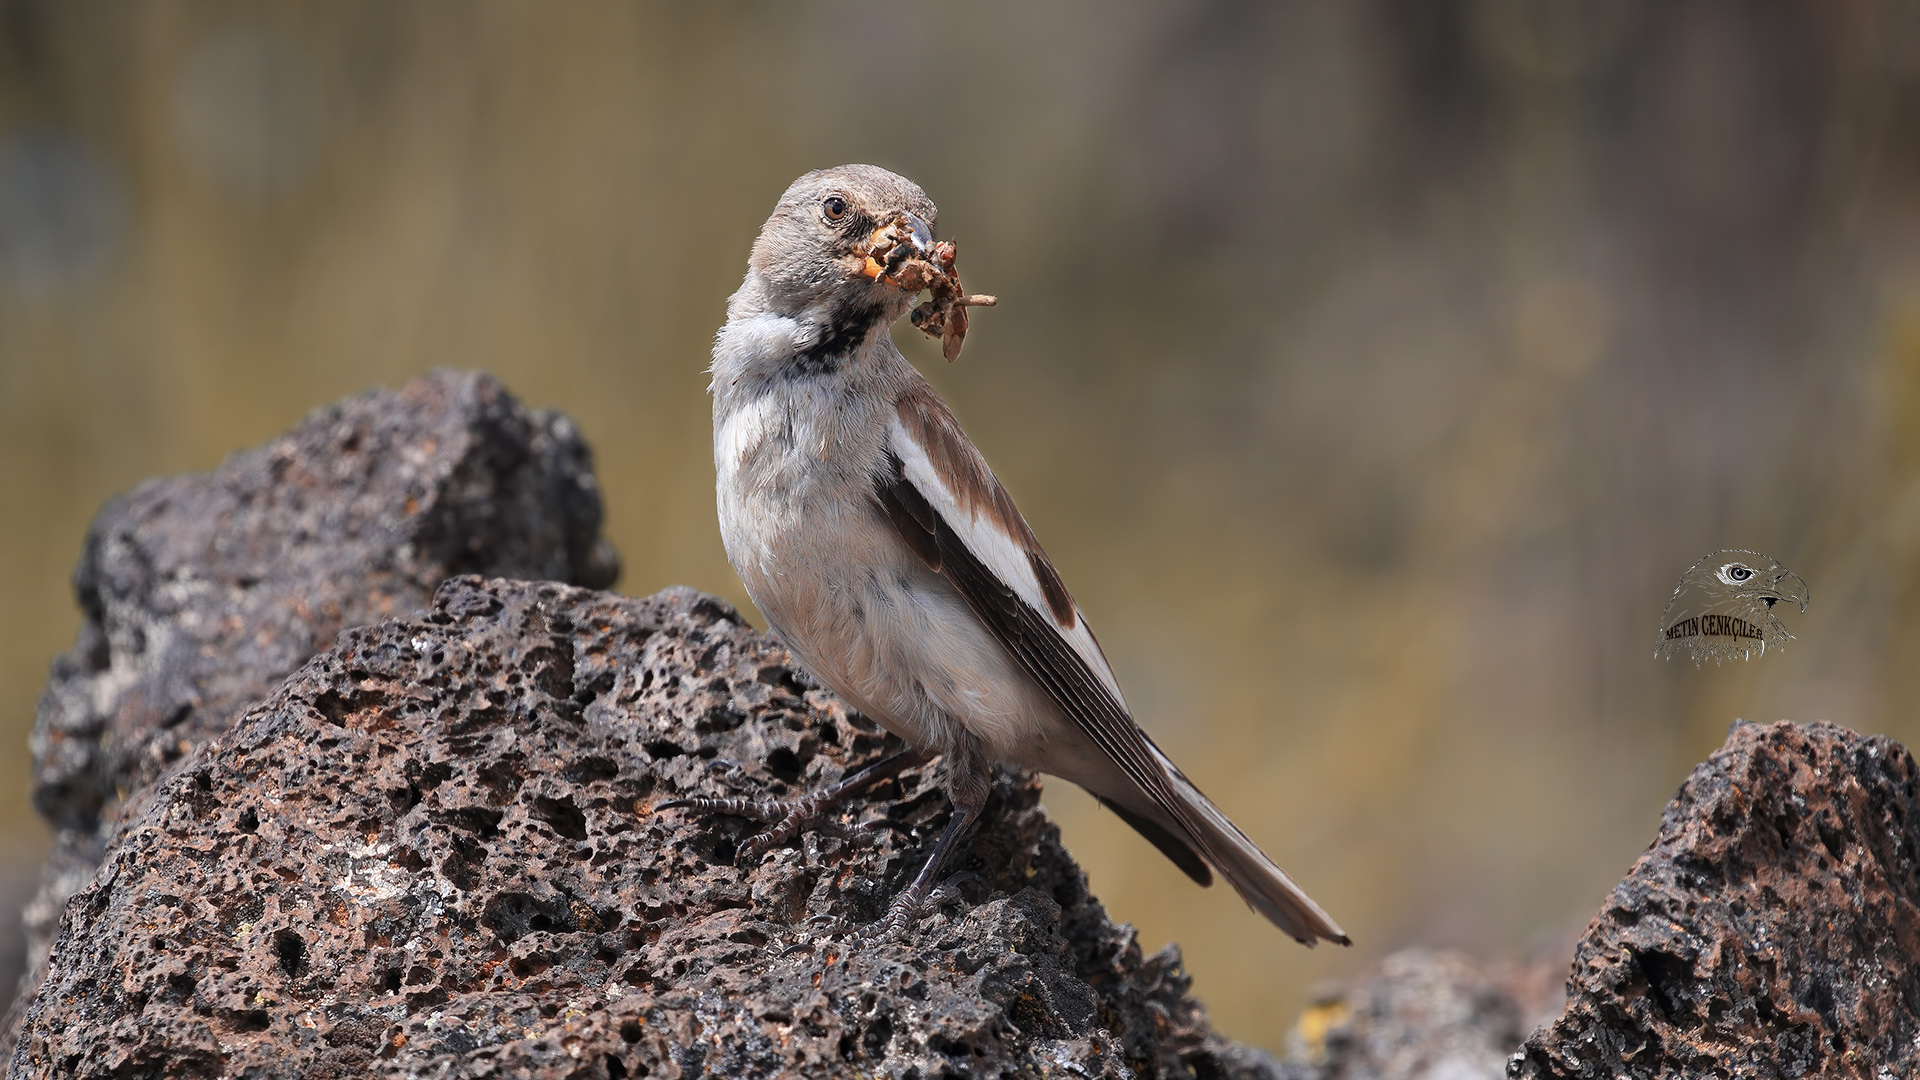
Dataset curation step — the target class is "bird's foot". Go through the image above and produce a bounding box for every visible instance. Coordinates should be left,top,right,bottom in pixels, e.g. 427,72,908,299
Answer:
657,791,874,864
858,872,984,943
658,748,922,865
861,890,924,944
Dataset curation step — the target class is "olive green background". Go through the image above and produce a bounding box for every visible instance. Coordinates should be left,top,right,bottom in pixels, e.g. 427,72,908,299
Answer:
4,1,1920,1049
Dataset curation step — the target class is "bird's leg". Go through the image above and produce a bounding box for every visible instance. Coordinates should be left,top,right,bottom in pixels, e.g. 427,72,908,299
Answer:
659,748,921,864
867,734,992,941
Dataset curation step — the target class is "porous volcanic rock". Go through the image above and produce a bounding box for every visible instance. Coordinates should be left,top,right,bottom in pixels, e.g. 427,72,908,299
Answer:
18,371,618,1027
9,576,1283,1080
1510,721,1920,1079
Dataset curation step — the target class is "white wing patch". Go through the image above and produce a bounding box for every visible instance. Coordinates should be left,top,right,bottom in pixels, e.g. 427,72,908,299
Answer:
886,417,1128,710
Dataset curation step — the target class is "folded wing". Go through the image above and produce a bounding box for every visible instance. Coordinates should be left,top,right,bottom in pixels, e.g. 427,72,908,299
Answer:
875,381,1348,946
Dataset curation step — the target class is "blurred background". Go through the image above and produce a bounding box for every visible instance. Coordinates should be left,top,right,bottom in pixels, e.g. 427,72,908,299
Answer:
4,0,1920,1050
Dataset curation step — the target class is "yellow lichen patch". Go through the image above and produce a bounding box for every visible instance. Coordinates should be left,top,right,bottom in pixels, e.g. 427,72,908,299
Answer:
1291,998,1352,1065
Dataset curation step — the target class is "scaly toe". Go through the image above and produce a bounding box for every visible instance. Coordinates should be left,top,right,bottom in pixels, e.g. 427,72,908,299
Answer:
735,832,778,864
859,892,928,944
656,795,787,823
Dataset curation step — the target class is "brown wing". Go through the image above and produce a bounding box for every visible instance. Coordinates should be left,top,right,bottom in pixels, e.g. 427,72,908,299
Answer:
876,399,1222,884
879,388,1351,946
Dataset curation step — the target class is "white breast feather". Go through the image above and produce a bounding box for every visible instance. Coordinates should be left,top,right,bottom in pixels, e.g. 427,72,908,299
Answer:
715,395,777,473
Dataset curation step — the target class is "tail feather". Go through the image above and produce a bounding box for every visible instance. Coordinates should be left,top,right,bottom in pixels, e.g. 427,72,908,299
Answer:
1093,793,1213,887
1151,747,1350,947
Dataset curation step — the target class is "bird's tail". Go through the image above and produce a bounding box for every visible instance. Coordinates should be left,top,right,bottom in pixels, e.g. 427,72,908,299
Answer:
1150,745,1350,947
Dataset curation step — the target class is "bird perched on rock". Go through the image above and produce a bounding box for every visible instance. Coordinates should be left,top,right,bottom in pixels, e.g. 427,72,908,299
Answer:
671,164,1347,946
1655,550,1808,665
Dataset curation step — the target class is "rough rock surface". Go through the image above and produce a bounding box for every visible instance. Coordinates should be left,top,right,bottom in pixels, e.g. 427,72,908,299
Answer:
18,370,618,1025
1282,948,1563,1080
1511,721,1920,1079
10,576,1283,1080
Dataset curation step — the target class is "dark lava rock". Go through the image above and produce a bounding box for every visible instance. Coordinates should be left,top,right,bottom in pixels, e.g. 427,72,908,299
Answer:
18,371,618,1025
9,577,1279,1079
1284,948,1563,1080
1511,721,1920,1079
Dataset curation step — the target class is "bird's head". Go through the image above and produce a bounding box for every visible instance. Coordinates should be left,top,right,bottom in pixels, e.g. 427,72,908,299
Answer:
747,164,940,327
1715,557,1809,613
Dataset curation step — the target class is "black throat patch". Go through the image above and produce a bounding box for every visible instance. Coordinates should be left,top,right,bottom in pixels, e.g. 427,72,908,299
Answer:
790,295,889,376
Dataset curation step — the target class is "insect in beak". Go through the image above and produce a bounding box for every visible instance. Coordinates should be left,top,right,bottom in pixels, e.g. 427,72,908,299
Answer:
860,212,936,282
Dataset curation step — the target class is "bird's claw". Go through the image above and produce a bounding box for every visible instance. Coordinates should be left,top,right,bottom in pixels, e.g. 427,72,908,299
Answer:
926,871,983,909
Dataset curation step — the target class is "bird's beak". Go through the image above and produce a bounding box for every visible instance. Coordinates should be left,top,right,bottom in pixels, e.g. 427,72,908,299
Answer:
1762,570,1811,613
902,211,934,256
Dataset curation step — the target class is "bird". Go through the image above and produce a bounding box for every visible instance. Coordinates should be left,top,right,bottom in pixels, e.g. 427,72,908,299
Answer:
1655,550,1809,665
668,164,1348,946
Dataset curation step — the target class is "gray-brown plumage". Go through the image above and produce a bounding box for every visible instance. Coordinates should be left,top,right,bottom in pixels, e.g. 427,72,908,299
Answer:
671,164,1348,945
1655,550,1809,664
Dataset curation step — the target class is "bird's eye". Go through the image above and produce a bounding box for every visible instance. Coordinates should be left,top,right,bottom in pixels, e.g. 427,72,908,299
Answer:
1725,565,1754,582
822,195,849,222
